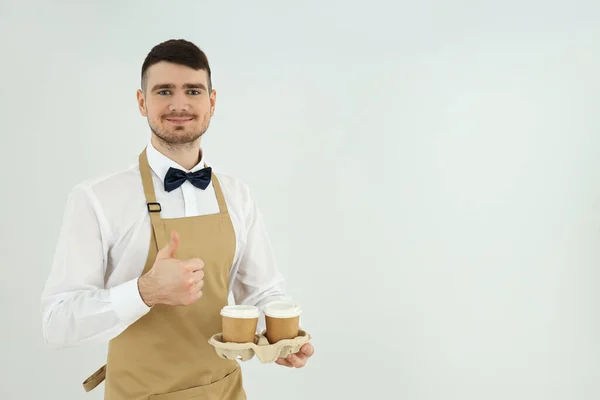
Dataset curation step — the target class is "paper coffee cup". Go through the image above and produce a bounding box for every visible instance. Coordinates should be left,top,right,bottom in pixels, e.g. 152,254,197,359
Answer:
263,301,302,344
220,305,260,343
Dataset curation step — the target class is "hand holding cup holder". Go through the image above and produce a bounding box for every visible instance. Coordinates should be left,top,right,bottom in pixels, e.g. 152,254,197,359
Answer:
209,301,310,363
209,329,311,363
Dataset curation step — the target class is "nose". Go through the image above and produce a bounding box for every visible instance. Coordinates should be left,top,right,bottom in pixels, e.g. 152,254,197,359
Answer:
168,91,191,112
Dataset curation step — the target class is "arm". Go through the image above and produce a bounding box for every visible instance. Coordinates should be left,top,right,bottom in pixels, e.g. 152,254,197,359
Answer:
41,184,151,349
231,186,291,332
231,185,315,368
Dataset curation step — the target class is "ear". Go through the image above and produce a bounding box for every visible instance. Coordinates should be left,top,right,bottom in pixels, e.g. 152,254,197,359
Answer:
136,89,147,117
209,89,217,117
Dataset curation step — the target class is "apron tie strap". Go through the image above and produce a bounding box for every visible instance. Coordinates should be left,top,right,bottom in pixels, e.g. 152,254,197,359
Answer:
82,364,106,392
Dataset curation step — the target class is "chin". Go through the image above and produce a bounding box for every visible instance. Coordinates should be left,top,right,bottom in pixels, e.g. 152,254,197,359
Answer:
164,131,203,144
150,122,206,145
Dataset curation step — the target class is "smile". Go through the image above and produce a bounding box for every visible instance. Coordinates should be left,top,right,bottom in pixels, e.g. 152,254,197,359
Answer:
165,118,193,125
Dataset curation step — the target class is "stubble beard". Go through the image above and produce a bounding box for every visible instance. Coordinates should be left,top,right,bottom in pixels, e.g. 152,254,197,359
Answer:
149,113,211,151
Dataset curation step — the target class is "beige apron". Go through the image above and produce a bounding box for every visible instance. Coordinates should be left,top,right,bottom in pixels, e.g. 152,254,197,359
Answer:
83,148,246,399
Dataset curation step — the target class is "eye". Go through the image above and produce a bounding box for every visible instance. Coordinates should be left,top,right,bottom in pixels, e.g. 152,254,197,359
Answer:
158,90,171,95
188,90,201,95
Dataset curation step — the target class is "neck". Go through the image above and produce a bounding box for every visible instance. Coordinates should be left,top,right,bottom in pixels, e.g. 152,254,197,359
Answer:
151,135,203,171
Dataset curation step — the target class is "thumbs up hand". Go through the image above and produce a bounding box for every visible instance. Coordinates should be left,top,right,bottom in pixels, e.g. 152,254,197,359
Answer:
138,231,205,307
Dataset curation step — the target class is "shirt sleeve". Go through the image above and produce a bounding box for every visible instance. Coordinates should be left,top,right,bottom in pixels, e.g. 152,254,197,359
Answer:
40,184,151,349
231,186,292,332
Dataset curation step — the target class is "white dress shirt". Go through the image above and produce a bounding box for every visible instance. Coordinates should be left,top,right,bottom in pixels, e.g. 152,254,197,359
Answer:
41,142,290,349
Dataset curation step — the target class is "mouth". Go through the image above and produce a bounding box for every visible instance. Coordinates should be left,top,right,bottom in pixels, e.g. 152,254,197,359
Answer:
165,117,194,125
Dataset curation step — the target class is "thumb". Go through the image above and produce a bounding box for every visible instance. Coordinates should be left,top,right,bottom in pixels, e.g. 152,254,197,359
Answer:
156,230,179,260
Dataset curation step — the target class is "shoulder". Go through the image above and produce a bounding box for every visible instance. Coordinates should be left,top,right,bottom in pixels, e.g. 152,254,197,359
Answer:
213,170,254,211
64,163,145,222
213,170,250,198
72,163,142,200
209,164,263,227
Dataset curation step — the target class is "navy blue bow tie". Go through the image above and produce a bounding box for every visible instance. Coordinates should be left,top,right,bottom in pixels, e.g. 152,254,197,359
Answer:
164,166,212,192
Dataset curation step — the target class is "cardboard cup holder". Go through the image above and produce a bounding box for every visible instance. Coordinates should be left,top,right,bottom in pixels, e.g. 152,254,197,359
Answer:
209,329,311,363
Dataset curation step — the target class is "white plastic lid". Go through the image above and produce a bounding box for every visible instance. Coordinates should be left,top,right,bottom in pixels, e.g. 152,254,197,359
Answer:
220,305,260,319
262,301,302,318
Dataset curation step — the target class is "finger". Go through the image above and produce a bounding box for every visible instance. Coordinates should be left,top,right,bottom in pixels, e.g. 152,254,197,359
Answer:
186,259,204,272
193,269,204,282
286,353,307,368
275,358,293,368
194,279,204,293
190,284,203,301
156,231,179,260
185,289,202,305
300,343,314,357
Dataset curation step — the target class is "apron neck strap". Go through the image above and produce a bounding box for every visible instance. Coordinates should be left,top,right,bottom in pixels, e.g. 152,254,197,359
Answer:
211,169,229,214
139,148,168,249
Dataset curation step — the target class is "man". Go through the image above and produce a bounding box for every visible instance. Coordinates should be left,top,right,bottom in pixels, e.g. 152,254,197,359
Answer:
41,39,314,400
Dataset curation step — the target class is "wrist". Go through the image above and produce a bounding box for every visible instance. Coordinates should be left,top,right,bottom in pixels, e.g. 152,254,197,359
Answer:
138,274,159,307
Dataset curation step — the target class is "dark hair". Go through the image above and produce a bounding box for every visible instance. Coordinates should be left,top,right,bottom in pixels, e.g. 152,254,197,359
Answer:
141,39,212,91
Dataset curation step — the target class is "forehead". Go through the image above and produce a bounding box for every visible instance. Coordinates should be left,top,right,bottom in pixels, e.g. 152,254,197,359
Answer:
145,61,209,86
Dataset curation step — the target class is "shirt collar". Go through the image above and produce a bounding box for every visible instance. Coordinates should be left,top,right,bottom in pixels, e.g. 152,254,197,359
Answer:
146,140,208,182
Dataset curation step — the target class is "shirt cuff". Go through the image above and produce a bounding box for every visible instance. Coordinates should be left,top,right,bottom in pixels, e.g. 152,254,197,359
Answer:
110,277,151,323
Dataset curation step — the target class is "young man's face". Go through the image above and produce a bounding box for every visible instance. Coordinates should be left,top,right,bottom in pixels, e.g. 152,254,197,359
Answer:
137,61,215,146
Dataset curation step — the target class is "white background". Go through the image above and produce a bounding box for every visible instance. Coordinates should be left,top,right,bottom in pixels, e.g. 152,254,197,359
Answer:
1,0,599,399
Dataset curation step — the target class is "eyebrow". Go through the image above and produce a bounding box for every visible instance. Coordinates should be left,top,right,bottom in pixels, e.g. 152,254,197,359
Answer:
150,83,207,92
